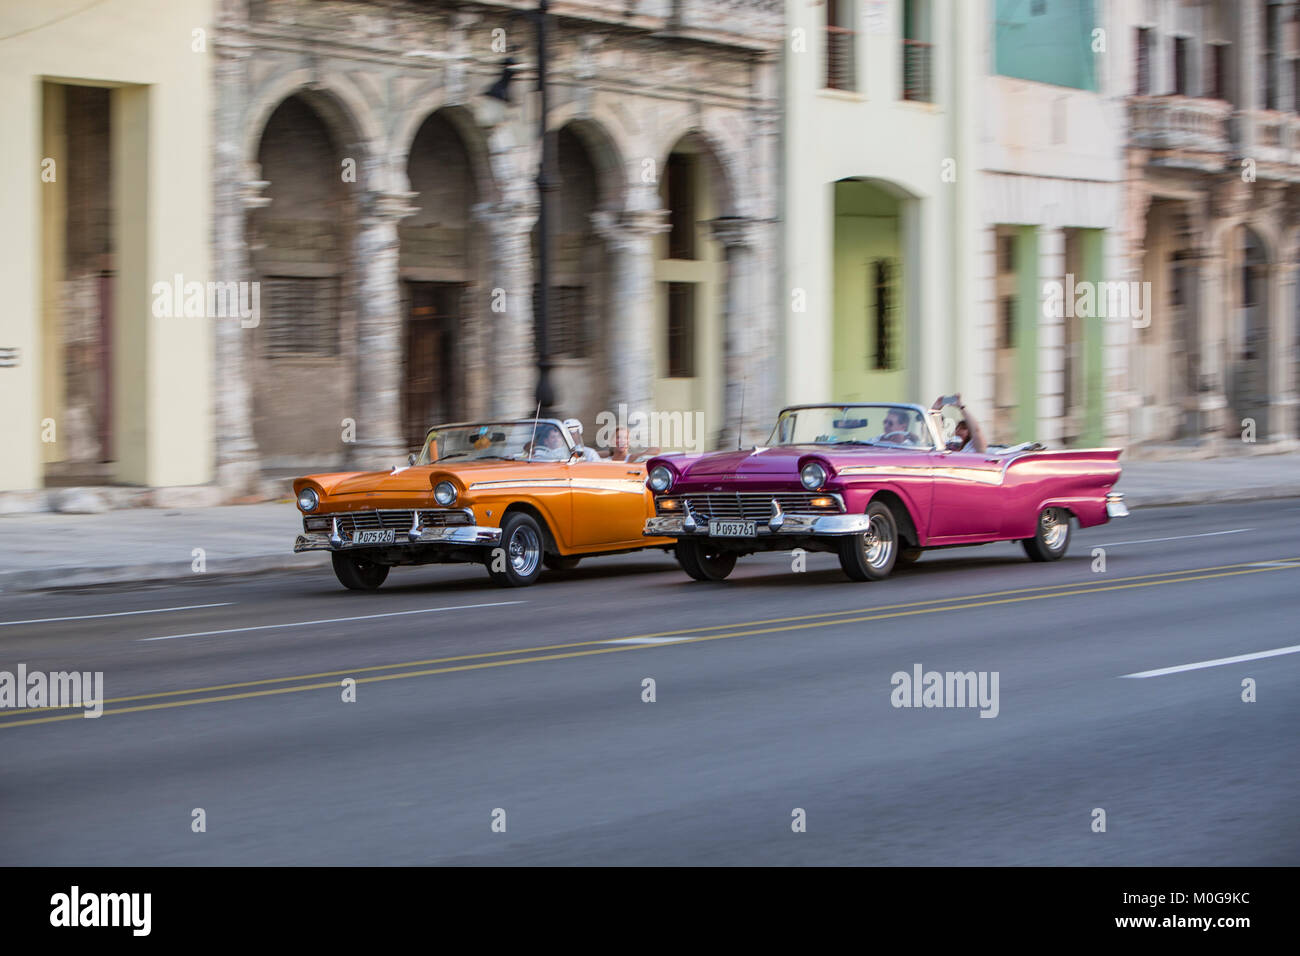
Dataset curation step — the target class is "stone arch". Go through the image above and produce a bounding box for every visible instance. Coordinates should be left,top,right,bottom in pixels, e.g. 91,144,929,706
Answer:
393,103,501,205
247,91,363,464
242,70,381,184
398,106,501,438
656,119,742,218
545,106,630,212
1242,216,1281,267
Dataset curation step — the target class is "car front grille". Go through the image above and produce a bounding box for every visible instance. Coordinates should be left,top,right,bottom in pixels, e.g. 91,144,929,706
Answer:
305,509,471,534
665,492,842,521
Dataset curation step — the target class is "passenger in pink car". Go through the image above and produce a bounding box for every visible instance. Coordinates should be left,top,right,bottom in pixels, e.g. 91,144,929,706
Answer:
932,393,987,454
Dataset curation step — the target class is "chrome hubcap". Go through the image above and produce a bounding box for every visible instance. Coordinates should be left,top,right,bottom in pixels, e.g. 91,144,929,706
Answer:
509,526,541,576
1040,508,1068,550
862,515,895,568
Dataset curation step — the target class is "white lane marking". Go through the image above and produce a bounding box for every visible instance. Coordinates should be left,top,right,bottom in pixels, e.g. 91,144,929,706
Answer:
1122,644,1300,679
1095,528,1252,547
138,601,525,642
603,637,691,646
1247,561,1300,568
1,602,235,628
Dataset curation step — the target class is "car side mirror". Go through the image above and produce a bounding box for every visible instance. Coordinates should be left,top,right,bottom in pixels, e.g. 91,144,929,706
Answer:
569,447,585,462
408,453,417,466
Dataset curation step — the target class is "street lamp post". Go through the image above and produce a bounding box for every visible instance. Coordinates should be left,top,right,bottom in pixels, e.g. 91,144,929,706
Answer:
534,0,555,416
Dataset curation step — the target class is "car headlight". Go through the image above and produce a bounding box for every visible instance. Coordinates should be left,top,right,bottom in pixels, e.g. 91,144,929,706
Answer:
297,488,319,512
647,465,674,493
433,481,457,507
800,462,827,491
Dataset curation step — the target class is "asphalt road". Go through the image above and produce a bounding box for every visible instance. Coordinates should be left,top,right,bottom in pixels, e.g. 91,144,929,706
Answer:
1,499,1297,865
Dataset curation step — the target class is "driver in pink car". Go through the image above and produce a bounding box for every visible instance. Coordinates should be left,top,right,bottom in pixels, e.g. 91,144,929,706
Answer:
878,408,918,444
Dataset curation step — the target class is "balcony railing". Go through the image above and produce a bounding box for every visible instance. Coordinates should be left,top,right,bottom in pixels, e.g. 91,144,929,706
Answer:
825,25,857,91
1245,110,1300,167
902,39,933,103
1128,96,1231,157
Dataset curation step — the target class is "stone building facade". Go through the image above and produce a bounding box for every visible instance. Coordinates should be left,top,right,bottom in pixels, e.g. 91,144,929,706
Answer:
976,0,1128,449
1122,0,1300,451
213,0,781,489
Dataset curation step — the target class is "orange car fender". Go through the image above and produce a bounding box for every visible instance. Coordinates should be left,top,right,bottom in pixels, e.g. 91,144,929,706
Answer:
462,491,574,553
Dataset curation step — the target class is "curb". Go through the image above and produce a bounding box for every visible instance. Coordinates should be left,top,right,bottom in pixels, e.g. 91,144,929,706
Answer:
0,552,328,594
1122,485,1300,509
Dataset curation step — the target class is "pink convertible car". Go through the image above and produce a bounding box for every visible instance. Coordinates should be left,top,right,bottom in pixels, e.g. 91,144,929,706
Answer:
642,402,1127,582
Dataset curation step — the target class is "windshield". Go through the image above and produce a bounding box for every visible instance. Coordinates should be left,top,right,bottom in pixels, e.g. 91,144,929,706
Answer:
415,421,572,464
767,405,934,449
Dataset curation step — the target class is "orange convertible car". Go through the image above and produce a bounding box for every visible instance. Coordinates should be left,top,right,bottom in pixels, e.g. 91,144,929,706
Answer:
293,419,671,590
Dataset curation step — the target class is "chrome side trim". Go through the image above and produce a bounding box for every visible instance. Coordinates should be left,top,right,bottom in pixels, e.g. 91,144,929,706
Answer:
294,524,502,553
644,513,872,538
468,478,570,490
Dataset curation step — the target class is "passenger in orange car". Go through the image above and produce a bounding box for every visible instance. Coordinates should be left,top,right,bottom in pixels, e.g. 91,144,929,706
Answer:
603,425,659,462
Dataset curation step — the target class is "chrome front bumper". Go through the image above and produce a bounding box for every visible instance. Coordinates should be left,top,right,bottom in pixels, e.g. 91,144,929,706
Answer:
1106,492,1129,518
294,522,501,553
644,513,872,538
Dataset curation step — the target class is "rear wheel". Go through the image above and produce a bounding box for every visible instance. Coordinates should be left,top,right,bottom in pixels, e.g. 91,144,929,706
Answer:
1023,507,1071,561
487,512,545,587
543,554,581,572
675,540,738,582
331,552,390,591
838,501,899,581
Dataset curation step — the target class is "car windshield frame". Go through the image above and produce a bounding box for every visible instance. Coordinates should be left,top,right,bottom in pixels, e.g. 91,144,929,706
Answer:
415,419,575,464
766,404,941,451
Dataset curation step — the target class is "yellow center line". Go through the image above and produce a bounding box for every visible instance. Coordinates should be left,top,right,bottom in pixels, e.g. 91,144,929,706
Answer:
17,555,1292,710
2,558,1297,730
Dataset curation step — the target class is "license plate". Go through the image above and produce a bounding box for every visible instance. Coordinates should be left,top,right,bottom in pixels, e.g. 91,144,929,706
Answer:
709,519,756,538
353,530,395,544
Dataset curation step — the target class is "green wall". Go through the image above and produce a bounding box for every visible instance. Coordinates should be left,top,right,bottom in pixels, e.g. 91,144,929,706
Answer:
1014,226,1038,441
1079,228,1104,446
832,180,905,403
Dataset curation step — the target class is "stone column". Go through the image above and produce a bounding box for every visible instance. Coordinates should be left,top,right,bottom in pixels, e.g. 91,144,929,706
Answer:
213,34,265,496
1195,242,1230,445
1192,188,1236,446
350,190,417,467
592,208,670,424
473,199,537,419
1268,255,1297,442
1036,226,1066,446
710,216,763,448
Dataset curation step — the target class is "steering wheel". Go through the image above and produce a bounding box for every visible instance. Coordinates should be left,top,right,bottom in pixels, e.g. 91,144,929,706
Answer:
879,430,914,444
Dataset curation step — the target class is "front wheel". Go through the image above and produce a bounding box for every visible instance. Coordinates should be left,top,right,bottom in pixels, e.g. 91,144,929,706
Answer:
331,552,390,591
487,512,545,587
838,501,899,581
1023,506,1071,561
675,540,738,581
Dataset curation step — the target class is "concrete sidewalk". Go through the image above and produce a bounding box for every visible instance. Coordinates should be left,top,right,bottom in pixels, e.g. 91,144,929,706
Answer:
0,501,326,594
1,453,1297,593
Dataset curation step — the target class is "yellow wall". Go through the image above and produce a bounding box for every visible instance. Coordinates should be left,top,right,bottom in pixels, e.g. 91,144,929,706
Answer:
0,0,213,491
654,145,724,449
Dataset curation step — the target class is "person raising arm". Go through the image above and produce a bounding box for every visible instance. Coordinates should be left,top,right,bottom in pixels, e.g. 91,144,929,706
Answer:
932,393,987,454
